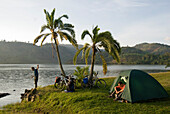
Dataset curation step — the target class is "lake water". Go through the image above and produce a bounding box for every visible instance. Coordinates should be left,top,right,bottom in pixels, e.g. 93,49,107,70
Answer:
0,64,169,107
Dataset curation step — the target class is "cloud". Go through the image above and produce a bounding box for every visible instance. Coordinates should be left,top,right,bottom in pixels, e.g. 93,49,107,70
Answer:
113,0,149,7
116,14,170,46
0,0,41,8
89,0,149,13
164,37,170,43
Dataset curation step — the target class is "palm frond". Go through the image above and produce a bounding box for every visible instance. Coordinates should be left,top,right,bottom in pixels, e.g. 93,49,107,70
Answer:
85,47,91,65
61,27,75,38
92,25,98,34
82,43,90,59
44,9,51,27
41,33,51,46
63,23,74,28
58,31,78,48
54,19,63,29
96,31,121,63
99,31,120,51
112,39,121,53
58,32,64,41
40,25,50,33
99,54,107,75
81,30,92,40
73,47,85,65
54,19,58,29
92,25,100,40
102,42,120,62
44,9,47,14
57,31,65,42
58,14,68,20
110,46,121,62
50,8,55,28
34,34,45,45
109,39,121,62
97,31,112,43
99,37,112,53
72,38,78,49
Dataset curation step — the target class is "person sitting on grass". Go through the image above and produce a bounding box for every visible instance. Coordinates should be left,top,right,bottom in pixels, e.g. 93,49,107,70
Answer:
63,75,75,93
109,81,125,101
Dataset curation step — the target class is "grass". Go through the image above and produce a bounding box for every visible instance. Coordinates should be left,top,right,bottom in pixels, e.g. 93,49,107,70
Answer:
1,72,170,114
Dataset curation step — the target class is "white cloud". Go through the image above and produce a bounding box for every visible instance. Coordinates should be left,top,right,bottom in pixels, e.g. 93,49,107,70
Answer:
88,0,149,13
164,37,170,43
0,0,169,46
113,0,149,8
116,14,170,46
0,0,40,8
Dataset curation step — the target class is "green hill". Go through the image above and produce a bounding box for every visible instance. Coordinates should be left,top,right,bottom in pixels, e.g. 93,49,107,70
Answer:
134,43,170,54
0,41,169,65
120,43,170,64
0,41,77,64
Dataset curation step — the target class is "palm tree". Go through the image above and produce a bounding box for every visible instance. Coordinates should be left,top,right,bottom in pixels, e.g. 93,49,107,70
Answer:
73,26,121,83
165,64,170,68
34,8,77,77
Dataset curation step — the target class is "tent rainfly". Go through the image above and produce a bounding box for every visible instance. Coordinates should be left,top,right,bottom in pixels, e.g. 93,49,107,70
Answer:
110,69,169,103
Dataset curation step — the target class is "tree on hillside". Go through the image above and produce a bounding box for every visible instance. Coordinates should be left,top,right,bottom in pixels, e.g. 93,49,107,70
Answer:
34,8,77,76
73,26,121,83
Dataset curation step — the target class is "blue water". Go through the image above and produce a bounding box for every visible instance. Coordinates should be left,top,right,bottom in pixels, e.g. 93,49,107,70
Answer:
0,64,169,107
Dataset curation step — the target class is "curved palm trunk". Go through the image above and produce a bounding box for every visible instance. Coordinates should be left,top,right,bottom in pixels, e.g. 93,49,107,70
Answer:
89,44,96,83
54,38,66,77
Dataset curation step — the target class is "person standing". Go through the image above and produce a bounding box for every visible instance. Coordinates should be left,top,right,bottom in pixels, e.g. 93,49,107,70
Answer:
31,65,39,88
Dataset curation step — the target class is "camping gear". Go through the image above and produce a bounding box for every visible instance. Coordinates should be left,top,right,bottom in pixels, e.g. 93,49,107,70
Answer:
110,69,169,103
83,77,88,84
55,77,61,83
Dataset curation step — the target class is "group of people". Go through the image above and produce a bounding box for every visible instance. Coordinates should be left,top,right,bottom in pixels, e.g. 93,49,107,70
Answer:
31,65,126,102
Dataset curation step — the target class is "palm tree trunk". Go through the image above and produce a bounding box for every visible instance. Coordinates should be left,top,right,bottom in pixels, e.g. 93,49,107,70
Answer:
89,44,95,83
54,38,66,77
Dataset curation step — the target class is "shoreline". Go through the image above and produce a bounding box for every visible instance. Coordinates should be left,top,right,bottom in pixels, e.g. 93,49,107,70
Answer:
1,71,169,113
0,71,169,108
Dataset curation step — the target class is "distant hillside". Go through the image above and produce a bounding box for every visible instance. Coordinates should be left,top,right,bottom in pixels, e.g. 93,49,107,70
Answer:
70,43,170,65
0,41,77,64
0,41,169,65
115,43,169,64
134,43,170,54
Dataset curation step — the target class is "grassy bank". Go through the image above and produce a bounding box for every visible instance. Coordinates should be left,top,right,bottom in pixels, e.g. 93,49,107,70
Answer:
1,72,170,114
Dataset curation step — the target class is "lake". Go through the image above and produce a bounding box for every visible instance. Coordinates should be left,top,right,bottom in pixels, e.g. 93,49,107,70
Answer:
0,64,169,107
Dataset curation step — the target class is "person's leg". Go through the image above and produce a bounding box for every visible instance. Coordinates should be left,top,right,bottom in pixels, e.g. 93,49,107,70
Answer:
114,92,123,101
35,81,37,88
109,87,121,98
109,91,116,97
34,78,38,88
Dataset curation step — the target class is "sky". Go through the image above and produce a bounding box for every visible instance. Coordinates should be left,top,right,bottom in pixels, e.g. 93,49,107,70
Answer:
0,0,170,46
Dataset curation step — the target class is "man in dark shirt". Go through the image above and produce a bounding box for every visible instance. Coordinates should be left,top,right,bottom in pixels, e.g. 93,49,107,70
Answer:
67,76,75,92
31,65,39,88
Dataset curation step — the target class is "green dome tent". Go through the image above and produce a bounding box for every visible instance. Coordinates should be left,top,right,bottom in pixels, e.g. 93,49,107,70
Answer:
110,69,169,103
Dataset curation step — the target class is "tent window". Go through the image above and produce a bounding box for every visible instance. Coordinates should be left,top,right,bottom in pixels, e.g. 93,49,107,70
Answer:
121,76,128,84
